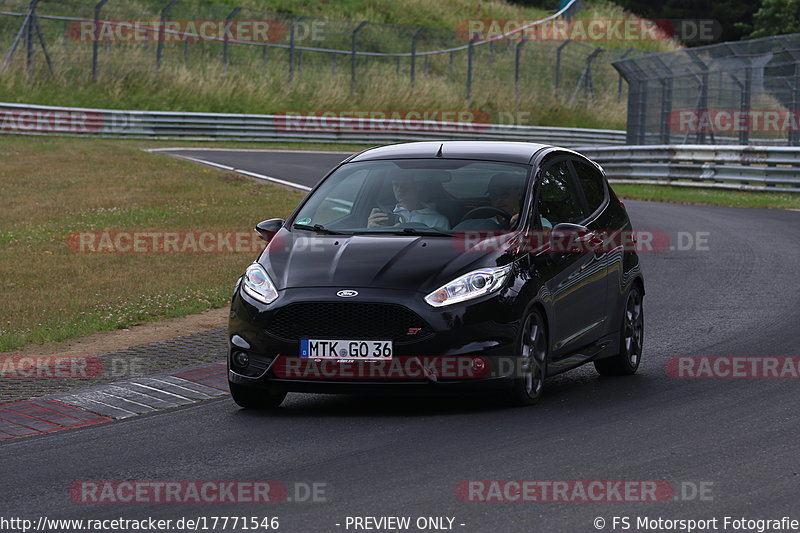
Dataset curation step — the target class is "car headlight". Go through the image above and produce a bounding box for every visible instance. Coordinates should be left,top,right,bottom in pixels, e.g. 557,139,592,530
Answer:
242,263,278,304
425,265,512,307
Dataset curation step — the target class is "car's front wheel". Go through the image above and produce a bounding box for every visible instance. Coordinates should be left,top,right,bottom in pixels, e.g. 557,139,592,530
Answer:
229,381,287,409
507,309,548,406
594,285,644,376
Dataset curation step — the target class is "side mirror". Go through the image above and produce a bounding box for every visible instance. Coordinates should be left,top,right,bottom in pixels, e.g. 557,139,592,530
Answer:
549,223,589,253
255,218,285,242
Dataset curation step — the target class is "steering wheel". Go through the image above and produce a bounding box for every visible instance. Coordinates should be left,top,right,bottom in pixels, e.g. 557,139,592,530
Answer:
459,206,512,226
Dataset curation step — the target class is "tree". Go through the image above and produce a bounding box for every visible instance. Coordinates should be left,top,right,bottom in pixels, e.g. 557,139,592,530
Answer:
746,0,800,38
510,0,765,44
609,0,758,44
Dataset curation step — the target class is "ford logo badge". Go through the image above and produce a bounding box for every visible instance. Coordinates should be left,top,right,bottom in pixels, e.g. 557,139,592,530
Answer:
336,290,358,298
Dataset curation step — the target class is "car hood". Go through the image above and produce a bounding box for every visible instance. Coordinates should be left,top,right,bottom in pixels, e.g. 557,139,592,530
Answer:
258,229,511,292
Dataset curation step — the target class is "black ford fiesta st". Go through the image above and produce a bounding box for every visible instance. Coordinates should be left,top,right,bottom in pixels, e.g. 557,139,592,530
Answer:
228,141,644,408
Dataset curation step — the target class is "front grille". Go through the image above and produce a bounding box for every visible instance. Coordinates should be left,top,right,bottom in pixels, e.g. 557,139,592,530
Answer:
265,302,433,344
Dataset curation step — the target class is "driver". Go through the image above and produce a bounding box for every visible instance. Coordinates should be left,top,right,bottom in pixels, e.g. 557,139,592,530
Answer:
367,172,450,230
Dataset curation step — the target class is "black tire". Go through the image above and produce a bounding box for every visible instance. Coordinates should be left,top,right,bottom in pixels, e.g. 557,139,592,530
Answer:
594,285,644,376
229,381,287,409
507,309,548,406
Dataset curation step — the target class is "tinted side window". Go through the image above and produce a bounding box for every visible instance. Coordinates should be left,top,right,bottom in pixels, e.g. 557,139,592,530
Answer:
537,160,585,225
572,159,606,214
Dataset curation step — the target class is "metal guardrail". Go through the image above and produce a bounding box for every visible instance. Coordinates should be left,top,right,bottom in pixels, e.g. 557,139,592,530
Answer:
577,145,800,192
0,102,626,147
3,102,798,191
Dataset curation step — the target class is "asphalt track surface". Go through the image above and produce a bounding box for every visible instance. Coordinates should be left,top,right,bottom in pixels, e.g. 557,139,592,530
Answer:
2,149,800,533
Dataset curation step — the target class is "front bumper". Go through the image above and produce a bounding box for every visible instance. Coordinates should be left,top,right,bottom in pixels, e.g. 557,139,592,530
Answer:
227,284,523,393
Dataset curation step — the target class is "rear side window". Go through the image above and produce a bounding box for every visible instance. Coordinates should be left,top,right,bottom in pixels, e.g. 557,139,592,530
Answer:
537,160,585,225
572,159,607,214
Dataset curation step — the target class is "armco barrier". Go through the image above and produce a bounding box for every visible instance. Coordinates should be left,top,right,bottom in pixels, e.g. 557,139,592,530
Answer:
3,102,798,191
0,102,625,147
576,145,800,192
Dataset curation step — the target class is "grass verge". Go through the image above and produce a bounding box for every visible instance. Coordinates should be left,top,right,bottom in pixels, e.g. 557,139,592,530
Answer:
612,183,800,210
0,135,308,352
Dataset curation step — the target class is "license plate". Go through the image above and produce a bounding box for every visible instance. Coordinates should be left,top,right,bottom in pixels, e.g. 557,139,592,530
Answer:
300,339,393,360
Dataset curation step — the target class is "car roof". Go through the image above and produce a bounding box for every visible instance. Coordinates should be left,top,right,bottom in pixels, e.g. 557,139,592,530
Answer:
348,141,553,165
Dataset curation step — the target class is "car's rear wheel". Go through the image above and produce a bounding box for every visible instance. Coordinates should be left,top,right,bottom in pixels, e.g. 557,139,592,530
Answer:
507,309,548,406
594,285,644,376
229,381,287,409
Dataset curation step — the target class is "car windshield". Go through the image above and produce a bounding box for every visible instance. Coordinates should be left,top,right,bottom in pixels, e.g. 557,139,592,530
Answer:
292,159,531,235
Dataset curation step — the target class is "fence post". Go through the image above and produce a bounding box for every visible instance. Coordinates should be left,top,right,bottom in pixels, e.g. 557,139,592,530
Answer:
686,50,710,144
2,5,33,72
466,37,476,99
555,40,571,98
91,0,109,82
660,78,673,144
514,38,526,95
649,55,672,144
410,26,426,89
779,37,800,146
625,80,639,144
621,61,648,144
792,67,800,146
6,0,53,78
156,0,179,73
288,16,306,81
30,4,53,76
636,79,648,144
739,63,752,145
223,7,242,70
569,47,602,105
26,0,37,77
2,0,54,76
616,48,634,102
351,20,367,91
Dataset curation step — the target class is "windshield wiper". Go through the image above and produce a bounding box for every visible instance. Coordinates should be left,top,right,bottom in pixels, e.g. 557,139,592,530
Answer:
372,227,452,237
292,223,348,235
